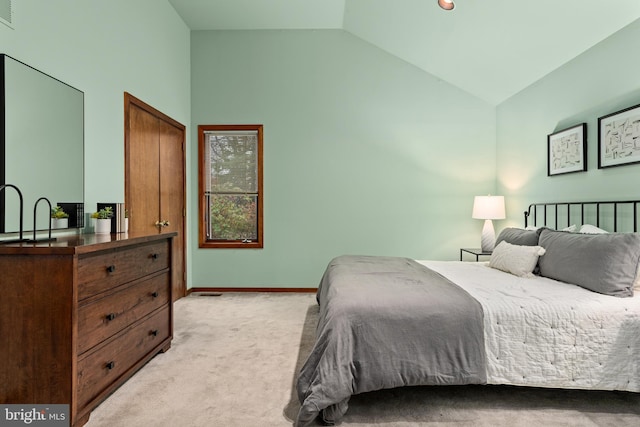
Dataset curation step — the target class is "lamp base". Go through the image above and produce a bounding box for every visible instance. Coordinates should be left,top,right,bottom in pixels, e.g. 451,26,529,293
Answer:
480,219,496,252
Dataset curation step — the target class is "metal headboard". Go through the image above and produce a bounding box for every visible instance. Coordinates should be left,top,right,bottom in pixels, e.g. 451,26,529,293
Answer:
524,200,640,232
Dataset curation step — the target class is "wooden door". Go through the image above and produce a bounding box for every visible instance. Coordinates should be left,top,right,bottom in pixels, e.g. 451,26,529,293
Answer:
159,119,185,300
127,103,160,236
124,93,186,301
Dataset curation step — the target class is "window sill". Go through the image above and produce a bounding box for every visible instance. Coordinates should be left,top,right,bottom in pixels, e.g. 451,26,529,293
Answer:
199,241,263,249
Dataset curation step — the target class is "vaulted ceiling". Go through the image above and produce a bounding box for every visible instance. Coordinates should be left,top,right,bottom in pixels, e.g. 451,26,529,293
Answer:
168,0,640,105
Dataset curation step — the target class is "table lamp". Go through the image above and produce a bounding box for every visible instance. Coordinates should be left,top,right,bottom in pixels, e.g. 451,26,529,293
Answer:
472,195,505,252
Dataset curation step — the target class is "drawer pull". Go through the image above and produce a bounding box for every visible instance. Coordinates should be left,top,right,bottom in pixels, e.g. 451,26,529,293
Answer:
151,291,159,298
106,361,115,370
151,253,159,260
106,313,117,321
106,265,116,273
150,329,158,337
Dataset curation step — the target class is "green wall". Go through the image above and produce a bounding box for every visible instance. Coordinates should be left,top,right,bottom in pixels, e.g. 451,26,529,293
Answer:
190,30,496,288
0,0,190,235
497,19,640,227
0,0,191,277
12,4,637,289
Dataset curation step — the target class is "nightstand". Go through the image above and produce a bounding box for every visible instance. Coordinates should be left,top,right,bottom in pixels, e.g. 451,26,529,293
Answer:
460,248,492,261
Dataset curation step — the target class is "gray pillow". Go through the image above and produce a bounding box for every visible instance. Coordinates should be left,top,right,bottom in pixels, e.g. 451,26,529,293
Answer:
495,227,541,247
538,229,640,297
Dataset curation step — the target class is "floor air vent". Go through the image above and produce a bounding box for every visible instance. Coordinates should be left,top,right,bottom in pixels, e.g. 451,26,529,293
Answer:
193,292,223,297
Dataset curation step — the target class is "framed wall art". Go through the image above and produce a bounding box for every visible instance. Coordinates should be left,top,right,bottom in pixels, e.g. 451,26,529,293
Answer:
547,123,587,176
598,103,640,169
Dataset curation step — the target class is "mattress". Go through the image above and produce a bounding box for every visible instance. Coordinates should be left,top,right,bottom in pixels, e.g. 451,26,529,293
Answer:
418,260,640,392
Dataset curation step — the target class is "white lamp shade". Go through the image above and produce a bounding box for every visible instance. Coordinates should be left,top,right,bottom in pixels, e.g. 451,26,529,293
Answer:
472,195,505,220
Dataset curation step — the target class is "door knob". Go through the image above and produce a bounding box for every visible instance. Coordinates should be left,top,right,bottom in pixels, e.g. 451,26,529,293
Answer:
155,220,170,228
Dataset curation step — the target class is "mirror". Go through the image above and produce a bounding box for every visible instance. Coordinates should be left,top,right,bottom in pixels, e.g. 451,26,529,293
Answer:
1,54,84,234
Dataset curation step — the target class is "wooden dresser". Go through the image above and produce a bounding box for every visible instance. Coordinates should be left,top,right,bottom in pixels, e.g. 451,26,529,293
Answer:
0,232,175,426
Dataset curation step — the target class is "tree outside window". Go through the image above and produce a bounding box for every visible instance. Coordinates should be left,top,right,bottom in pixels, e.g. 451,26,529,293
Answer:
198,124,263,248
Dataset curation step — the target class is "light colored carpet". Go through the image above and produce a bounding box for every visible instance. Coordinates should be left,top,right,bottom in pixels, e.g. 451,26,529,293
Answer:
86,293,640,427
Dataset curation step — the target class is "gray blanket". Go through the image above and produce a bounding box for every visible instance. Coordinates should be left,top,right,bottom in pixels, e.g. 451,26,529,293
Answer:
296,255,486,426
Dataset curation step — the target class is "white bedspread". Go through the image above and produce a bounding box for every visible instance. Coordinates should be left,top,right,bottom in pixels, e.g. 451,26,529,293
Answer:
418,260,640,392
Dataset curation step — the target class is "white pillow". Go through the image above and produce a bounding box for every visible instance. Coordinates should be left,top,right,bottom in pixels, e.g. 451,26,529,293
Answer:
489,241,546,278
579,224,608,234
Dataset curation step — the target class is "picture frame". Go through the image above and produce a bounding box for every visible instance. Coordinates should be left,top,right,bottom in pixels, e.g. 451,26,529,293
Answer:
598,103,640,169
547,123,587,176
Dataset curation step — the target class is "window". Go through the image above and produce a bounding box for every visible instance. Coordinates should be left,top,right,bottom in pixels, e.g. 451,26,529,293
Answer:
198,124,263,248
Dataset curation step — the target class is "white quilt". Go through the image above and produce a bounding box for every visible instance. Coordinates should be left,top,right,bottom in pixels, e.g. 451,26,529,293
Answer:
418,260,640,392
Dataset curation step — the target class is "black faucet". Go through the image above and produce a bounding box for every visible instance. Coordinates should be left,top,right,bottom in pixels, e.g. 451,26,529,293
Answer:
28,196,56,243
0,183,27,244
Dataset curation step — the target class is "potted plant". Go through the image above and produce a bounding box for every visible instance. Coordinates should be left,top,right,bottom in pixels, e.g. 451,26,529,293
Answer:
93,207,113,234
51,205,69,229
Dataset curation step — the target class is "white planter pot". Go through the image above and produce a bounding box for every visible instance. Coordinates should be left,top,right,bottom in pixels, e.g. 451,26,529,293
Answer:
95,219,111,234
52,218,69,229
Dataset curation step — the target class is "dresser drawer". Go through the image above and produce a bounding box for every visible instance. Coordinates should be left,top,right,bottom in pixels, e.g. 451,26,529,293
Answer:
78,240,170,300
76,306,170,410
77,272,170,355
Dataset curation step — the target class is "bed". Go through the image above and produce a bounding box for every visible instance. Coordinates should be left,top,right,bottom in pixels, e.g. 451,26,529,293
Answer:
295,200,640,427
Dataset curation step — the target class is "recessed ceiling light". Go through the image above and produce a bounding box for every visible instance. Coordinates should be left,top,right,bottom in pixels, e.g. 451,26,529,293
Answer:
438,0,455,11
